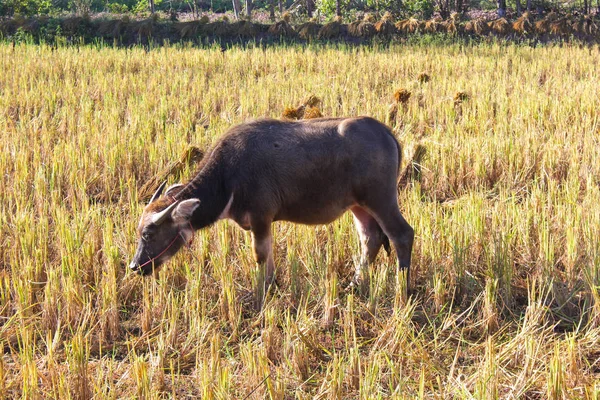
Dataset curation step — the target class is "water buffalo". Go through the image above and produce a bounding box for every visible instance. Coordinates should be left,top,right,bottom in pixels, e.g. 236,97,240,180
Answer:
129,117,414,301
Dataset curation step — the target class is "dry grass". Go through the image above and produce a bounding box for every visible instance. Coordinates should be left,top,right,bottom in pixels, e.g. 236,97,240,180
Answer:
2,41,600,398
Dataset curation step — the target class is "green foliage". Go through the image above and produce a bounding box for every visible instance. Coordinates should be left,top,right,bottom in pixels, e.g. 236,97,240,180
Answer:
132,0,162,13
402,0,434,18
106,2,130,12
70,0,93,13
0,0,52,16
365,0,402,13
316,0,349,17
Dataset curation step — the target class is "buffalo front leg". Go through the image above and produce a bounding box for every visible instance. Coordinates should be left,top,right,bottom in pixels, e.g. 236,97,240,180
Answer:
251,222,275,310
374,207,414,292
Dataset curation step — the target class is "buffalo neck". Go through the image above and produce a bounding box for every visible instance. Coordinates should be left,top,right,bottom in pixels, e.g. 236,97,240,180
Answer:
174,161,229,230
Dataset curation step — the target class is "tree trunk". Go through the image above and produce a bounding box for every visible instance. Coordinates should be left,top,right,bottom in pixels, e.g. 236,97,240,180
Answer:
269,0,275,20
336,0,341,16
455,0,463,13
279,0,283,13
583,0,588,14
149,0,155,13
515,0,521,14
497,0,506,17
306,0,314,17
526,0,531,11
245,0,253,17
232,0,241,18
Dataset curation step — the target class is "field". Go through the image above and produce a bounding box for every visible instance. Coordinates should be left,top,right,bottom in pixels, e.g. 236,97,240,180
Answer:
1,40,600,398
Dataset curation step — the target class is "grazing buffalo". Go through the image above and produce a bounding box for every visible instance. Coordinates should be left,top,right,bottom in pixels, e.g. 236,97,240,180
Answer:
129,117,414,300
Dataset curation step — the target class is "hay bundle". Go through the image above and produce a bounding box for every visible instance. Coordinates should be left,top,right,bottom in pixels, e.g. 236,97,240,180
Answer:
535,11,559,34
282,95,323,120
513,11,533,34
0,17,25,35
450,12,463,22
396,18,422,34
488,18,512,35
297,21,322,39
268,20,295,36
362,13,377,23
440,19,458,34
129,18,155,37
348,15,376,37
20,18,40,33
387,88,411,125
303,95,321,107
375,12,397,35
282,106,304,120
138,147,204,203
230,20,258,37
454,91,469,105
303,106,323,119
549,17,571,35
202,20,232,36
464,18,489,35
394,88,411,104
99,18,129,38
534,18,549,34
174,20,205,38
318,18,344,39
572,15,598,36
424,19,442,33
253,23,271,33
61,16,89,36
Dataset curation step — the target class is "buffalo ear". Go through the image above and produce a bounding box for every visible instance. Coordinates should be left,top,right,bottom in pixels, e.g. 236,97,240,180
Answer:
173,199,200,221
165,183,184,197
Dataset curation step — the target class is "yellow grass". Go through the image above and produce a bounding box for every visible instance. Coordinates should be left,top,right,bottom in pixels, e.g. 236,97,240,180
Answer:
1,41,600,398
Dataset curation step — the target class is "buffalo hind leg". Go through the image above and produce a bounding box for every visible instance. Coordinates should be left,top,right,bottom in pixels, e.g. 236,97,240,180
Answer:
350,206,390,292
251,221,275,310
